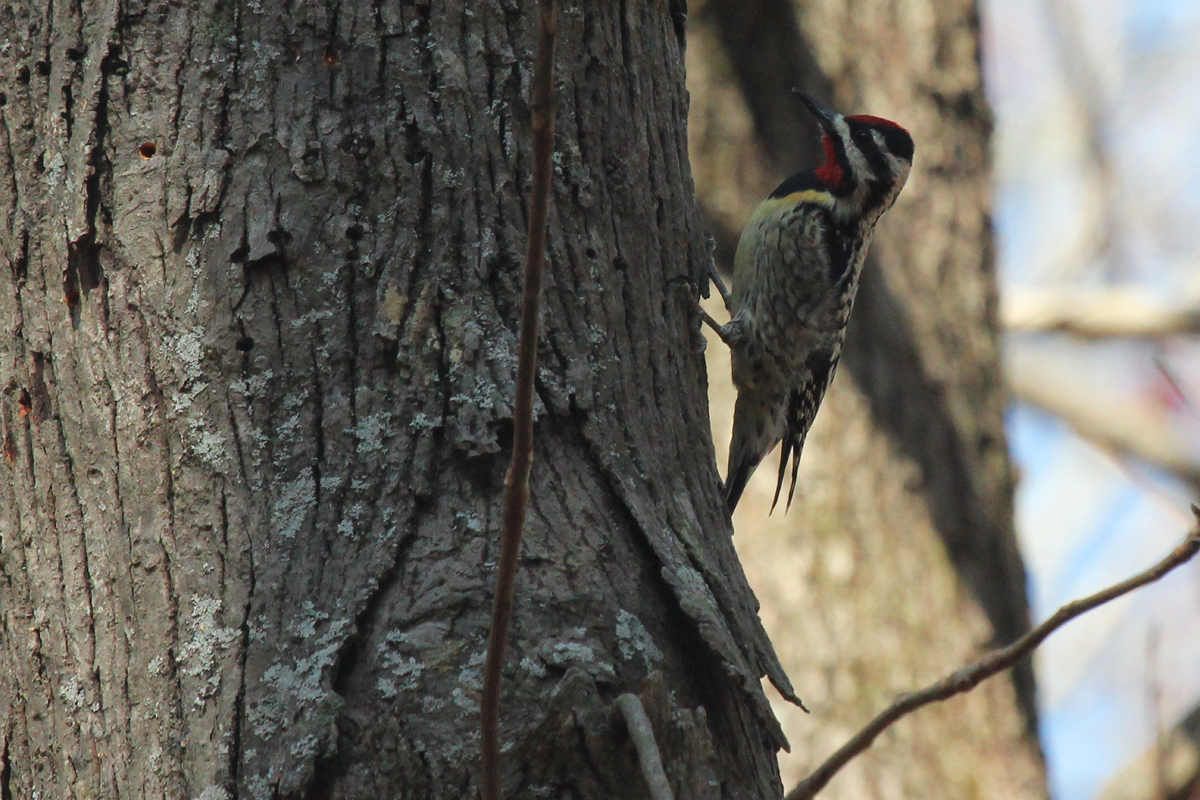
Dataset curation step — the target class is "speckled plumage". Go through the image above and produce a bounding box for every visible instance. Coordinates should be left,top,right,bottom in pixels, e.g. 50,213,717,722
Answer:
715,96,914,512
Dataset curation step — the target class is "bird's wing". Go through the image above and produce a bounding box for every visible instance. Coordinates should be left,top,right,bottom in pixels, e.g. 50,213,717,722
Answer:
772,345,842,512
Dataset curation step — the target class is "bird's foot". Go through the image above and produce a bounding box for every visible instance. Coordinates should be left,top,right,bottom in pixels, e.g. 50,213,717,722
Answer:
708,261,733,313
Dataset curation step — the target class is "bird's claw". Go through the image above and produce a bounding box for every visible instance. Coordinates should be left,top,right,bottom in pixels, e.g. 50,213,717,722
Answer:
708,261,733,314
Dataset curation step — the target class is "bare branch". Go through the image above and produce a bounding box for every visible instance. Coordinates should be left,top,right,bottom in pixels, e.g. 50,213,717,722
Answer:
1097,702,1200,800
786,515,1200,800
480,1,558,798
617,694,676,800
1040,0,1123,281
1003,287,1200,338
1006,340,1200,489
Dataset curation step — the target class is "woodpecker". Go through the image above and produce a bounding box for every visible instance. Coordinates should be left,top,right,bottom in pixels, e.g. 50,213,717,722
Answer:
702,93,914,512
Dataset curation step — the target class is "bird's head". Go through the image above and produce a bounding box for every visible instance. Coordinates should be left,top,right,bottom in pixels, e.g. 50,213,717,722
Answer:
797,92,914,217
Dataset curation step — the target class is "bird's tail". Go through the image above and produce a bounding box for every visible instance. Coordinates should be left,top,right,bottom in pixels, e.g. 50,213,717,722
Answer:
725,459,757,512
771,422,806,513
724,392,783,512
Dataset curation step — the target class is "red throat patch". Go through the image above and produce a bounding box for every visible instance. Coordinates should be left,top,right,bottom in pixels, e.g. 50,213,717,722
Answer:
814,133,844,188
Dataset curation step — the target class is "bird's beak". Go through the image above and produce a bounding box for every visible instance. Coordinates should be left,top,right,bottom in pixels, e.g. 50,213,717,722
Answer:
795,91,841,135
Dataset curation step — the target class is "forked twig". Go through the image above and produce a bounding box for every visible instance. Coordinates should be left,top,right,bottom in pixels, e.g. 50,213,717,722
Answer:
786,513,1200,800
480,1,558,798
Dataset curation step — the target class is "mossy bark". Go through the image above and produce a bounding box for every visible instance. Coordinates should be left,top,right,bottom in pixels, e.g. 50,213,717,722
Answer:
0,1,794,797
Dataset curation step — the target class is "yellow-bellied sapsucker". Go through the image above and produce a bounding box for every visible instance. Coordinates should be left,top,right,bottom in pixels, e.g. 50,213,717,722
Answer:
703,93,914,512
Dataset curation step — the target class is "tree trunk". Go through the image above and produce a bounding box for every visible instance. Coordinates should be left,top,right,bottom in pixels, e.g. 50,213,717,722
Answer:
688,0,1048,795
1,1,796,798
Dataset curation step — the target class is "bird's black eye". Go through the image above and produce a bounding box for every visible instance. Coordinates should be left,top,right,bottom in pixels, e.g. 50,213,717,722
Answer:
853,129,873,146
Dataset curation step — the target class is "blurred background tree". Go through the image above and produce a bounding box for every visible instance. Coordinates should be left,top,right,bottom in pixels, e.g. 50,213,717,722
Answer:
690,0,1200,798
988,1,1200,798
689,0,1046,795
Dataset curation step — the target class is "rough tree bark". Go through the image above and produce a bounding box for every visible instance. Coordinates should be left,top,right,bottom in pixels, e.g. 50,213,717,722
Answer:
1,1,797,798
689,0,1048,795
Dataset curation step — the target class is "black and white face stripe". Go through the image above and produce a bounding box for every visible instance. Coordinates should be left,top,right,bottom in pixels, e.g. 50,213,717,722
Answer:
794,93,914,214
846,119,914,183
863,123,914,163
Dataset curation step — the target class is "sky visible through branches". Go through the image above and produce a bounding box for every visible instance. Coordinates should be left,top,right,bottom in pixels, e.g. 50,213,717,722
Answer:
983,0,1200,797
